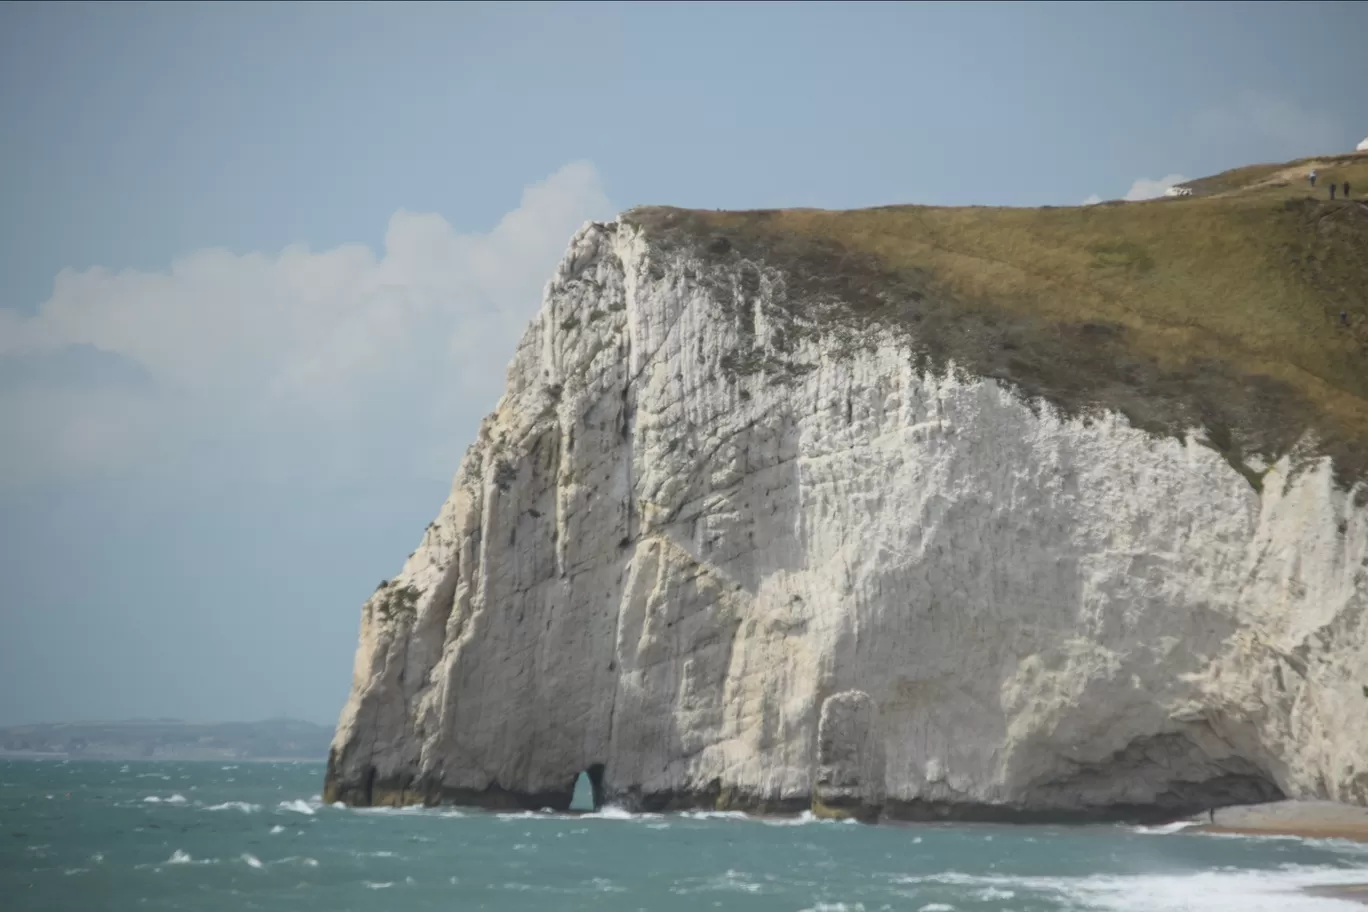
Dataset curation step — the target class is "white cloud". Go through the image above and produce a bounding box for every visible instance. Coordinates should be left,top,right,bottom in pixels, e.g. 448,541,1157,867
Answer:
1079,174,1187,206
0,162,614,486
1122,174,1189,201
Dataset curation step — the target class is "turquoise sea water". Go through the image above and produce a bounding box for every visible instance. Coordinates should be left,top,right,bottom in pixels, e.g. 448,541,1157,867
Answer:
4,759,1368,911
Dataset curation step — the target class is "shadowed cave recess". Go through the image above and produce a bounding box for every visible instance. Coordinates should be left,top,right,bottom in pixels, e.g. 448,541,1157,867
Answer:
324,725,1285,824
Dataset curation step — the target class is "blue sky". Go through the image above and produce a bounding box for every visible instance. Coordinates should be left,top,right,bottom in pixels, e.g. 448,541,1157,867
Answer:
1,1,1365,726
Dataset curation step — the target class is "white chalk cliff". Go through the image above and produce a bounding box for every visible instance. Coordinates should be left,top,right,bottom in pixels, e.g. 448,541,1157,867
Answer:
325,213,1368,821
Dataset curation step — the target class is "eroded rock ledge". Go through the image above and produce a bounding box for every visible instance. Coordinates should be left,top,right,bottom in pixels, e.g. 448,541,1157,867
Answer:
323,215,1368,823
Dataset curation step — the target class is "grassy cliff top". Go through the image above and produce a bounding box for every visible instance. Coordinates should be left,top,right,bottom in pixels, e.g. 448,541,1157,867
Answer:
627,152,1368,491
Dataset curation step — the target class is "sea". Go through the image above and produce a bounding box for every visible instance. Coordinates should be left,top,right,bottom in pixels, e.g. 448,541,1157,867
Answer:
5,759,1368,911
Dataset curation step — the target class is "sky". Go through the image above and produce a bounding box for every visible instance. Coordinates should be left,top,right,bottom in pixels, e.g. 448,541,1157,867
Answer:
1,1,1365,727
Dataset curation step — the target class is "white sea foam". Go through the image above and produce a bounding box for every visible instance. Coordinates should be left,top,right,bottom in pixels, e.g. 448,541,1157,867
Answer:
679,810,750,821
241,853,263,869
143,793,187,805
277,799,315,815
351,804,445,817
977,886,1016,900
204,801,259,813
271,856,320,867
587,806,662,820
672,869,767,895
588,877,626,892
1133,820,1201,835
889,865,1368,911
495,810,544,820
269,825,286,834
760,814,864,831
163,849,211,865
364,881,394,890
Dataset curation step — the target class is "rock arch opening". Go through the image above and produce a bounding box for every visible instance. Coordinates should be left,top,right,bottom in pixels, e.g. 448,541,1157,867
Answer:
568,764,606,812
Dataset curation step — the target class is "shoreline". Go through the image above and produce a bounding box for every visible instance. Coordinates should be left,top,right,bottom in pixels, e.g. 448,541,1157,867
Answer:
1189,799,1368,844
1306,884,1368,906
1197,822,1368,842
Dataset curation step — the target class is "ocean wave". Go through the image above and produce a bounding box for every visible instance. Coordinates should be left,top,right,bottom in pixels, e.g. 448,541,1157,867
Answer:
269,825,286,834
143,793,187,805
204,801,260,813
351,804,456,817
1198,830,1368,856
888,864,1368,911
679,810,751,821
758,811,861,827
162,849,214,866
364,881,394,890
585,806,664,821
276,799,316,815
241,853,263,869
1133,820,1201,835
671,869,767,895
977,886,1015,900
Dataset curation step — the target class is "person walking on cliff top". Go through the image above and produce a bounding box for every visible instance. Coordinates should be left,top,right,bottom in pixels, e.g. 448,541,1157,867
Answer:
1330,183,1337,200
1309,169,1318,188
1345,181,1352,199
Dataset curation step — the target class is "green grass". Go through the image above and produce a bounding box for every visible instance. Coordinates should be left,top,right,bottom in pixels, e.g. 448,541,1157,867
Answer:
626,153,1368,488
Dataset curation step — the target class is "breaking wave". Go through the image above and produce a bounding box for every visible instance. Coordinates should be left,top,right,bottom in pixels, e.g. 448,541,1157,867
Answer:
204,801,260,813
888,866,1368,911
276,798,317,815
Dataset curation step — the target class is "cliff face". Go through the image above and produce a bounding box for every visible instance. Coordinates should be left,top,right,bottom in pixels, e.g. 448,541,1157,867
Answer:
324,209,1368,821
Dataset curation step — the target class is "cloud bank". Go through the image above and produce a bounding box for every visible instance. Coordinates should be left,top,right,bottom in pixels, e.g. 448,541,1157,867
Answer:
0,163,615,488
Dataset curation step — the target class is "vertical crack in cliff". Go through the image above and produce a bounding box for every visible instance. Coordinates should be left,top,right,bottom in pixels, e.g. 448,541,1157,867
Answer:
602,332,636,803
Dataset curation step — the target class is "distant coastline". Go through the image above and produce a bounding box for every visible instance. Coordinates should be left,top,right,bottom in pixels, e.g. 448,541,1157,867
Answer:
0,718,331,762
